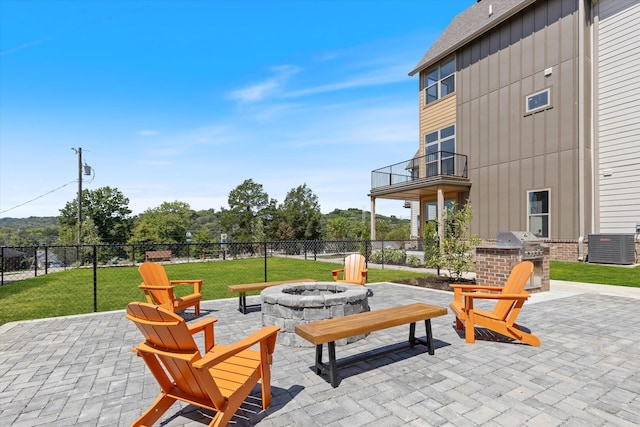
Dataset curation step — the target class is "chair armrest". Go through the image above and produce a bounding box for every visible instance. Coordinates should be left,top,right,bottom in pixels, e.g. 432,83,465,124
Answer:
188,318,218,352
332,269,344,280
451,284,506,302
193,326,280,369
450,284,505,291
139,284,173,290
170,279,203,294
136,342,199,362
461,291,531,300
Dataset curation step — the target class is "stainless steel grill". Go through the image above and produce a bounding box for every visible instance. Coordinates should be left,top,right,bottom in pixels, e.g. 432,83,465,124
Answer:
496,231,543,289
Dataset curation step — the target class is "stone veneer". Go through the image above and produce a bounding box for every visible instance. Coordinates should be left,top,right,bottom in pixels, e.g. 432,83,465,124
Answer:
475,246,550,293
261,282,370,347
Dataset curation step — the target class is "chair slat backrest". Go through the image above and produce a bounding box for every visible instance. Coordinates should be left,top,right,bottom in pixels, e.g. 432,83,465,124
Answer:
126,302,225,406
343,254,366,284
139,262,173,305
492,261,533,320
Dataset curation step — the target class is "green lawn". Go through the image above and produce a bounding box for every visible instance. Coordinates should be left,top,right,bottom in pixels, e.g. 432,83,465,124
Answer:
550,260,640,287
0,257,428,326
2,259,637,326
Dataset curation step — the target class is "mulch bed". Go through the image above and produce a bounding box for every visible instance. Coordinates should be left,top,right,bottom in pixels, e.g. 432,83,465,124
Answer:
392,275,475,292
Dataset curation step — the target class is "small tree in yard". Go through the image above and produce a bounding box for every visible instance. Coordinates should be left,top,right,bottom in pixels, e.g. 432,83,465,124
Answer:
429,202,480,280
422,221,439,268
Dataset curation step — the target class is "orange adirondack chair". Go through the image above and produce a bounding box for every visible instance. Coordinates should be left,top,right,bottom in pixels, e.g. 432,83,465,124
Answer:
449,261,540,346
126,302,280,427
138,261,203,315
332,253,368,285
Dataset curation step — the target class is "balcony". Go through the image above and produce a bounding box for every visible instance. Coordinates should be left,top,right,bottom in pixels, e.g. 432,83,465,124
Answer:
370,151,470,200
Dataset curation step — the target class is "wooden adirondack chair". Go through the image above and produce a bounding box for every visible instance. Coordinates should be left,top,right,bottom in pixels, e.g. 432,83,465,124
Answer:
449,260,540,346
332,253,368,285
126,302,280,427
138,261,203,315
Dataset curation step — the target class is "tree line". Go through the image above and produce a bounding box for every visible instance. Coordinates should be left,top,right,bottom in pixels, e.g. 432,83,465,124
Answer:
1,179,410,246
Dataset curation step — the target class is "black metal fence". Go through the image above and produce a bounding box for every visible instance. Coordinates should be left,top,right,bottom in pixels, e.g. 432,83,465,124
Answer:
1,239,425,287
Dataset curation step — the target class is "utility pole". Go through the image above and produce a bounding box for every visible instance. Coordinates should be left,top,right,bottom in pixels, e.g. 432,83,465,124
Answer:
72,147,83,245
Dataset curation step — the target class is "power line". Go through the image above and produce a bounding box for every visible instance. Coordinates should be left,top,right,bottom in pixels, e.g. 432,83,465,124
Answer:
0,180,77,214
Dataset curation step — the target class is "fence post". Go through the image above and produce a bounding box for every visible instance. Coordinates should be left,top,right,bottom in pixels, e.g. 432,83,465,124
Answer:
93,245,98,312
33,246,38,277
263,242,268,282
44,245,49,274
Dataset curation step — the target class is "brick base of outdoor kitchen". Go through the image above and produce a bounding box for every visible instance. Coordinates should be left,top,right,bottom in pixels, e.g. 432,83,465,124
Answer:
475,246,550,292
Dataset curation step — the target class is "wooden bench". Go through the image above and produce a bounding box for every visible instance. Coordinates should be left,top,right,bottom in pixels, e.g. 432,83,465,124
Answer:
145,250,172,262
200,250,222,260
295,303,448,387
227,279,315,314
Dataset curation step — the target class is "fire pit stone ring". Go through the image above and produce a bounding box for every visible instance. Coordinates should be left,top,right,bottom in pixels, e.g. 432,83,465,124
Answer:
261,281,370,347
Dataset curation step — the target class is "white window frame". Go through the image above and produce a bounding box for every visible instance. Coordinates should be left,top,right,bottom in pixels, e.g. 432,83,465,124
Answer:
527,189,550,238
525,88,551,114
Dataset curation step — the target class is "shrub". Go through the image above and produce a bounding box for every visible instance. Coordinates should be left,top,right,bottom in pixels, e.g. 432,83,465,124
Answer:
369,248,407,265
406,255,422,268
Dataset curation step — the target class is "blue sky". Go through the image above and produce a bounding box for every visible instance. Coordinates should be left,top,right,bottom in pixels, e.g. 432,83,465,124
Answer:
0,0,474,219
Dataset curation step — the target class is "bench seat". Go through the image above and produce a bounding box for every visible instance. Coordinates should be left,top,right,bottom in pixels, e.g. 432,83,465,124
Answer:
295,303,448,387
145,250,172,262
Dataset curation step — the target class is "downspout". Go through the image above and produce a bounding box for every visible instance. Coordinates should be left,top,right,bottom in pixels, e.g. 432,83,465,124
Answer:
590,0,599,240
577,0,586,261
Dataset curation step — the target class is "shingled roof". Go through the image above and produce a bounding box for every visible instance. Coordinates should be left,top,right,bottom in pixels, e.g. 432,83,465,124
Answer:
409,0,537,76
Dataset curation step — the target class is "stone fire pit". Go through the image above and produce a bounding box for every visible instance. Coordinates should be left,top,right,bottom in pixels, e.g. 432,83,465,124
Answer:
261,281,369,347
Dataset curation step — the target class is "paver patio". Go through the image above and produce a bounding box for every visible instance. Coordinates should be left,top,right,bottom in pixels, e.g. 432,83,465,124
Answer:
1,281,639,426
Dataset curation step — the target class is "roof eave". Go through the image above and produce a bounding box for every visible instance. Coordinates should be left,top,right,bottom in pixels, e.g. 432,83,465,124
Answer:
408,0,539,77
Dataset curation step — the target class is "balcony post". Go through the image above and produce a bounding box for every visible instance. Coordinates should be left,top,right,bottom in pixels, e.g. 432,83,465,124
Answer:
370,196,376,240
437,186,445,243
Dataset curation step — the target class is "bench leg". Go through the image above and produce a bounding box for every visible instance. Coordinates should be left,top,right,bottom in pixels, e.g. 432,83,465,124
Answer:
328,342,338,388
409,322,416,345
238,293,247,314
408,320,435,355
314,344,323,374
425,319,434,355
314,342,339,388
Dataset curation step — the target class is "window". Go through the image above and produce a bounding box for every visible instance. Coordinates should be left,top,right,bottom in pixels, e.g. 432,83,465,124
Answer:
525,88,551,114
424,56,456,105
528,190,549,238
425,125,456,177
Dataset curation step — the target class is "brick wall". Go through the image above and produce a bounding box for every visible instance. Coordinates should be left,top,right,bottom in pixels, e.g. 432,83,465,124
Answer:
475,246,550,293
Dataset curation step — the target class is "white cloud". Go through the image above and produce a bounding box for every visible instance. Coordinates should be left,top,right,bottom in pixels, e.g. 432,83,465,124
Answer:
229,65,301,103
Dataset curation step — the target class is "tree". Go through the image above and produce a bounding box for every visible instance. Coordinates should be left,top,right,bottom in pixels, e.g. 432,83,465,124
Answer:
129,201,194,243
59,186,132,243
191,209,221,242
325,217,352,240
428,202,480,280
276,184,322,241
220,179,272,242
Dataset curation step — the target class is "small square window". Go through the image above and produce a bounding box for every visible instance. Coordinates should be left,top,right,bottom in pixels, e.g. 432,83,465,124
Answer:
525,88,551,114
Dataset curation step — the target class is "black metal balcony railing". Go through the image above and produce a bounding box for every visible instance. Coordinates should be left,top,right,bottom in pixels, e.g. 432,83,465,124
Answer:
371,151,468,190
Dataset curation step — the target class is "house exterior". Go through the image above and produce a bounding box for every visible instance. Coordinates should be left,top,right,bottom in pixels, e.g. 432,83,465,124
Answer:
369,0,640,261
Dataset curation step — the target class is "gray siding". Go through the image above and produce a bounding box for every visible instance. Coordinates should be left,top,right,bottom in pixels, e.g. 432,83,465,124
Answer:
456,0,583,239
596,0,640,233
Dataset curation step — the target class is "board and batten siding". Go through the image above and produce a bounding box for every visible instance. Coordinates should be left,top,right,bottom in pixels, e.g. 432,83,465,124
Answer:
597,0,640,233
457,0,581,239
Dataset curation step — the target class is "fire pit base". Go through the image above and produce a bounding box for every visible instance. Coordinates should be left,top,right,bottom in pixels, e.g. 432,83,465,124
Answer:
261,281,370,347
